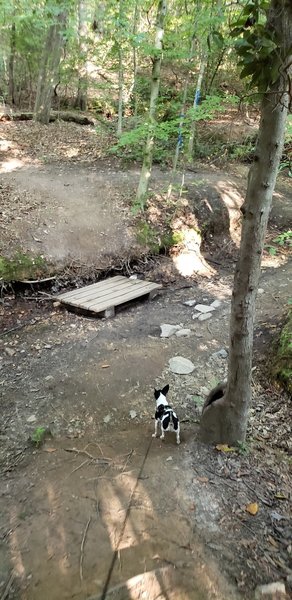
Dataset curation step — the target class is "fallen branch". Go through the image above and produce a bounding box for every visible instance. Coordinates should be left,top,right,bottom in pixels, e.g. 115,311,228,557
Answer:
0,571,16,600
79,516,91,582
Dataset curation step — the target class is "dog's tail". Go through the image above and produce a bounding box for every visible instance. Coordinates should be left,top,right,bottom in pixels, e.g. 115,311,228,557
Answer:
172,412,179,431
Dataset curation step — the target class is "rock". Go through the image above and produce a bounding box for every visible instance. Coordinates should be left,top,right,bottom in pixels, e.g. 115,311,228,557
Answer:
166,456,173,461
27,415,37,423
129,410,137,419
258,288,264,294
254,582,286,599
183,299,197,306
169,356,195,375
5,347,16,357
192,313,200,320
194,304,215,313
212,348,228,359
53,301,61,308
198,313,212,321
160,324,181,338
103,414,111,424
175,329,191,337
210,299,222,308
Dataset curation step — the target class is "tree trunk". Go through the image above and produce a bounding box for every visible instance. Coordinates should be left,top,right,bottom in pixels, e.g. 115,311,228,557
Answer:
75,0,88,111
136,0,167,209
131,0,139,118
34,11,66,124
187,53,206,160
167,35,196,198
8,22,16,106
200,0,292,444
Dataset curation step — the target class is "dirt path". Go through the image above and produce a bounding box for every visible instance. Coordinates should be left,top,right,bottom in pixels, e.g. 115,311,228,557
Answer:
1,122,291,599
1,258,291,599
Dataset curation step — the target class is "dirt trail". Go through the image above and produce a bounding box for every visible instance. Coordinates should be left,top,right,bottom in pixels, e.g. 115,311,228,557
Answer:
1,258,291,599
1,122,291,599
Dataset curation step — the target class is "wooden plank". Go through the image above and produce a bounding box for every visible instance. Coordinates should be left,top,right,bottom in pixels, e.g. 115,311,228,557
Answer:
56,276,162,317
58,276,125,300
81,282,160,311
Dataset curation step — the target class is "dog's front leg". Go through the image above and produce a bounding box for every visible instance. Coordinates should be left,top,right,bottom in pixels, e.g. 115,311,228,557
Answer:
152,419,159,438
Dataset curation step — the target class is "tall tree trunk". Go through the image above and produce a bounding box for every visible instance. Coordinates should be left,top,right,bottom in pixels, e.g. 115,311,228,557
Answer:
75,0,88,111
167,35,196,198
8,22,16,105
200,0,292,444
34,11,66,124
136,0,167,209
117,0,124,136
187,52,206,160
131,0,139,118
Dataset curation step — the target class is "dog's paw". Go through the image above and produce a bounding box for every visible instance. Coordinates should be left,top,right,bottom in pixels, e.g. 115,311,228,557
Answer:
152,434,157,438
176,439,181,445
160,435,165,440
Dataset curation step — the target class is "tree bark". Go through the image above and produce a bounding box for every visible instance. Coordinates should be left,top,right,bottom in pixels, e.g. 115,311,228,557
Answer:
200,0,292,444
34,10,66,124
136,0,167,209
75,0,88,111
187,52,206,160
8,22,16,106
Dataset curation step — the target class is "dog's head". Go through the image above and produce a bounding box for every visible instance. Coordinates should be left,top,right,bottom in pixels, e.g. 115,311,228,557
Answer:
154,384,169,405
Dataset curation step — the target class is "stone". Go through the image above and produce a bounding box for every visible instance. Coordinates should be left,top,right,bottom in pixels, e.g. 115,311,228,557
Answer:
258,288,264,294
210,299,222,308
169,356,195,375
160,324,181,338
5,347,16,357
198,313,212,321
183,299,197,306
175,329,191,337
103,414,111,424
212,348,228,359
194,304,215,313
192,313,200,320
27,415,37,423
254,582,286,599
129,410,137,419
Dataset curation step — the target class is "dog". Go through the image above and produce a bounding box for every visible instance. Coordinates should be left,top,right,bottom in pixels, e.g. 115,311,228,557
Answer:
152,384,180,444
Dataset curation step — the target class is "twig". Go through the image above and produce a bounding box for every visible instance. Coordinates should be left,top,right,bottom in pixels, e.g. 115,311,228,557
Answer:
63,447,111,463
69,458,90,476
243,480,272,506
0,571,16,600
79,517,91,582
19,276,56,284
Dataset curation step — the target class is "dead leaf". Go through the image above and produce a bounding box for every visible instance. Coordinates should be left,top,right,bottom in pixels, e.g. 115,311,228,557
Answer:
246,502,259,516
274,492,288,500
196,476,209,483
43,447,57,453
215,444,236,452
101,364,110,368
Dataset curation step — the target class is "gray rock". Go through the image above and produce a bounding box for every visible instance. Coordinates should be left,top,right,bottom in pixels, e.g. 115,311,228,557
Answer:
5,347,16,357
175,329,191,337
254,582,286,599
210,299,222,308
194,304,215,313
169,356,195,375
160,323,181,338
192,313,200,320
129,410,137,419
183,299,197,306
258,288,264,294
212,348,228,359
103,414,111,424
27,415,37,423
198,313,212,321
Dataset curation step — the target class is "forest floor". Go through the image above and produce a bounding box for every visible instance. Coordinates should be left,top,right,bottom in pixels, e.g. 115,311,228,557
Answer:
0,118,292,600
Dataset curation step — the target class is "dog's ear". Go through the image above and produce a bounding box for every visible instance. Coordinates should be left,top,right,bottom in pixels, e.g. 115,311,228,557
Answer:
154,389,160,400
161,384,169,396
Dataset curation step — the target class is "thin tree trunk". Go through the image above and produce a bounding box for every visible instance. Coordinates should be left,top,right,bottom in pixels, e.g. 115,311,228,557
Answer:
8,22,16,105
187,53,206,160
34,11,66,124
167,35,196,198
132,0,139,118
200,0,292,444
136,0,167,209
75,0,88,111
117,0,124,136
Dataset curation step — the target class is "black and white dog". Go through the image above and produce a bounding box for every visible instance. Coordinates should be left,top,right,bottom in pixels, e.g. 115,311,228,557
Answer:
152,384,180,445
